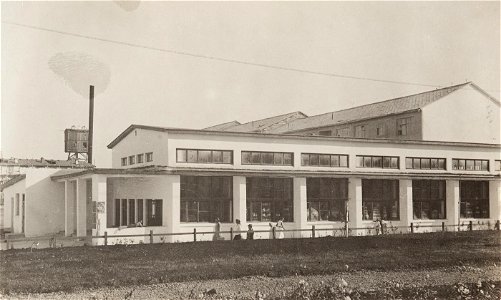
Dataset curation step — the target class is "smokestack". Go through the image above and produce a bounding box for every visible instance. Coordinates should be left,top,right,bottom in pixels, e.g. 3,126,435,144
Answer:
88,85,94,164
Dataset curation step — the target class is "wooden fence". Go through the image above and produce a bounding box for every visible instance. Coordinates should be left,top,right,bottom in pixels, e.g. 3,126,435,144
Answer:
2,220,499,249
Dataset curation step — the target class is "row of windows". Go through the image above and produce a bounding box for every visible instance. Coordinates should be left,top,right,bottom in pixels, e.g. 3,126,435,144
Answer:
172,148,496,172
112,198,162,227
319,117,412,138
406,157,446,170
452,159,489,171
177,149,233,164
121,152,153,166
173,176,491,224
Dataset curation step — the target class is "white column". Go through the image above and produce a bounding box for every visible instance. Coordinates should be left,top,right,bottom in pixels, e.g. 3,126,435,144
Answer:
293,177,307,238
348,178,363,235
64,180,76,236
164,175,180,242
76,178,87,237
233,176,247,236
446,180,460,230
92,175,107,245
489,180,501,222
399,179,413,232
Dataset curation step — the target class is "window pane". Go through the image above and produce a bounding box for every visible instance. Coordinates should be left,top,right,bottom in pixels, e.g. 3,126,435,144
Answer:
339,155,348,167
421,159,430,169
363,157,371,167
187,150,197,163
466,160,474,170
301,154,309,166
137,199,144,224
212,151,223,163
283,153,293,165
356,156,363,167
222,151,232,164
452,159,458,170
373,156,382,168
319,155,330,166
331,155,340,167
251,152,261,164
121,199,127,226
242,152,251,164
129,199,135,225
438,159,446,170
481,160,488,171
310,154,319,166
274,153,284,165
382,157,390,168
137,154,144,163
413,158,420,169
263,152,274,164
430,159,438,169
198,151,211,163
458,160,466,170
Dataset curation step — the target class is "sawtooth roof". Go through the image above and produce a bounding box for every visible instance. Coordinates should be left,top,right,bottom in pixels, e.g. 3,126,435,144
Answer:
268,82,472,134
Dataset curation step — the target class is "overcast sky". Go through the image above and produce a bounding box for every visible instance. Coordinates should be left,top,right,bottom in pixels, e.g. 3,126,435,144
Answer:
1,1,500,167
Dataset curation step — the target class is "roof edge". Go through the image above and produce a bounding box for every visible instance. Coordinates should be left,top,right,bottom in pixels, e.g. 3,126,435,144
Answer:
0,174,26,191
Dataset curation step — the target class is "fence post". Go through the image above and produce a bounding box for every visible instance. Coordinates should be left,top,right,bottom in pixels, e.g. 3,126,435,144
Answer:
312,225,316,238
496,220,500,231
150,230,154,244
230,227,233,240
104,231,108,246
272,227,276,239
469,221,473,231
410,222,414,233
193,228,197,242
442,222,445,232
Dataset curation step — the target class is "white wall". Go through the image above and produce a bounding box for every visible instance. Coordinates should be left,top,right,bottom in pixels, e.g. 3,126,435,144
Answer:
111,128,169,168
422,85,500,144
2,179,25,234
25,169,66,237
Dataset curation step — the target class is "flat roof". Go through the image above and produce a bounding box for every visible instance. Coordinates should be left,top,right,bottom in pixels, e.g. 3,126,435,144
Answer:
50,166,500,181
107,124,501,149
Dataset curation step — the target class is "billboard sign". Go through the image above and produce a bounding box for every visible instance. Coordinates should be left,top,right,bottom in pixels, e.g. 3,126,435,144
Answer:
64,129,89,153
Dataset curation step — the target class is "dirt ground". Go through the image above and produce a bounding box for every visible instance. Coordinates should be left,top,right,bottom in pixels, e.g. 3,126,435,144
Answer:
4,265,500,299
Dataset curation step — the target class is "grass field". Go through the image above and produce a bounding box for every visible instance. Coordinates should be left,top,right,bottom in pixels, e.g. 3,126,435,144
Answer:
0,231,500,295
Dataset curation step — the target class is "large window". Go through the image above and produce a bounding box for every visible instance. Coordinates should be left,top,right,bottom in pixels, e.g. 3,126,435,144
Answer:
177,149,233,164
307,178,348,221
318,130,332,136
241,151,293,166
362,179,399,221
406,157,446,170
246,177,293,222
335,128,350,137
180,176,233,222
452,159,489,171
412,180,446,219
397,117,411,136
356,155,399,169
113,198,159,227
301,153,348,168
460,181,489,218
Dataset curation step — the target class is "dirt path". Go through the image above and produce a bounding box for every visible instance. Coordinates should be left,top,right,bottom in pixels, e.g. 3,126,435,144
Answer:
4,265,500,299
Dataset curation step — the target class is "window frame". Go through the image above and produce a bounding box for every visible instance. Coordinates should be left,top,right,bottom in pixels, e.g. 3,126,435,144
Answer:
406,157,446,170
121,157,127,166
128,155,135,165
460,181,489,219
246,177,294,222
176,148,233,165
356,155,399,169
362,179,400,221
145,152,153,162
452,158,489,171
354,125,367,138
241,151,294,166
397,117,411,136
301,153,349,168
306,178,348,222
137,153,144,164
412,180,446,220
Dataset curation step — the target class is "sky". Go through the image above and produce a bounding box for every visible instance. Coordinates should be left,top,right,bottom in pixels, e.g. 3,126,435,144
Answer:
1,1,500,168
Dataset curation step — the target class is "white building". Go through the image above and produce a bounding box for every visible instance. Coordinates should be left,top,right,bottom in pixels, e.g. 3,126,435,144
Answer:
2,82,500,246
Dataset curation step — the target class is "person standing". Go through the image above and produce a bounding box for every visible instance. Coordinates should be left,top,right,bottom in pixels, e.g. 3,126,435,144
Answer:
247,224,254,240
234,219,242,240
213,217,221,241
276,217,285,239
269,222,275,239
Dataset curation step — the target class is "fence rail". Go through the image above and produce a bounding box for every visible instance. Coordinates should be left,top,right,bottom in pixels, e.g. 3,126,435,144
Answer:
2,220,499,249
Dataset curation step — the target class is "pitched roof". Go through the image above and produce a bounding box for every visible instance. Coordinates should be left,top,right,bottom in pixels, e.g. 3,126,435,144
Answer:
0,158,93,169
268,82,471,134
221,111,308,133
204,120,241,131
0,174,26,191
